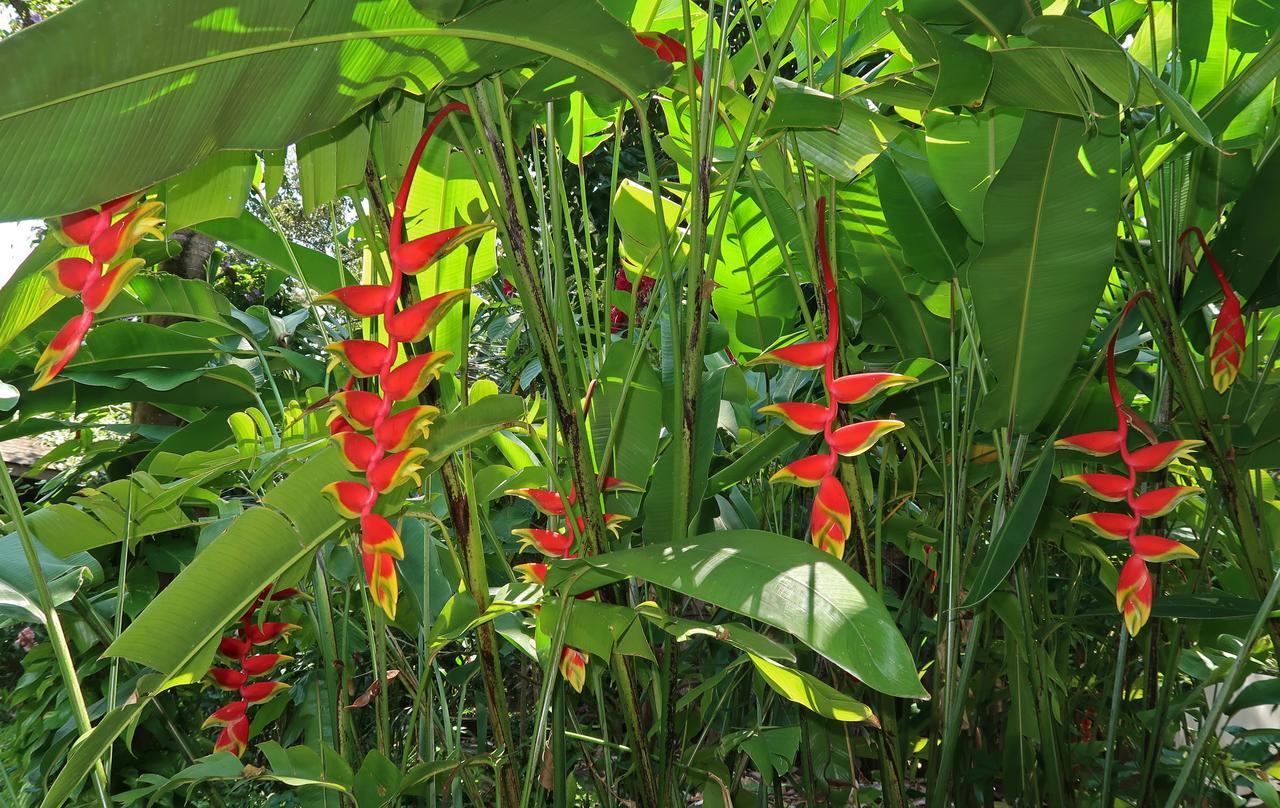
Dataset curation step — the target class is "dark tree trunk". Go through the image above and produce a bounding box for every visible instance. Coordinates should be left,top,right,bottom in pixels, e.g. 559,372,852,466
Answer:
131,230,215,427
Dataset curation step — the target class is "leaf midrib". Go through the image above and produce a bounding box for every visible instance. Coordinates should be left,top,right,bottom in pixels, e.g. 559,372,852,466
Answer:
1005,118,1062,425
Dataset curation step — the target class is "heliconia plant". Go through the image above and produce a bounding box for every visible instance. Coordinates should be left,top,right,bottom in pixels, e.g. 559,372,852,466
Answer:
508,476,640,691
752,197,914,558
1056,293,1201,635
203,586,301,756
34,193,164,389
319,103,491,619
1180,227,1247,393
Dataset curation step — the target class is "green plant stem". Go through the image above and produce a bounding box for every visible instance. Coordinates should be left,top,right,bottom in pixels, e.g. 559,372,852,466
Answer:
0,460,110,808
1100,628,1130,807
1164,563,1280,807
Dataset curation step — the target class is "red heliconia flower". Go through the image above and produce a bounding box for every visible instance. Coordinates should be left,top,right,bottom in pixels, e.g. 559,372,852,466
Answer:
1130,534,1198,562
360,513,405,560
507,487,567,516
559,646,589,693
34,195,165,389
322,481,376,519
770,453,838,487
1181,227,1247,393
214,717,250,757
1061,473,1131,502
373,405,440,453
1071,512,1139,541
829,372,916,405
827,420,905,457
1058,291,1198,636
56,193,139,247
759,401,832,435
758,198,904,559
1127,440,1203,473
202,700,248,729
81,258,144,312
391,223,492,275
1116,555,1152,636
514,528,575,557
366,448,427,493
46,257,96,295
240,680,290,705
209,668,249,690
383,351,451,401
87,201,164,264
1054,431,1123,457
332,391,384,431
364,552,398,616
317,284,394,317
206,585,295,756
32,311,94,389
334,431,378,471
218,636,249,660
243,622,299,645
1131,486,1201,518
241,654,291,677
749,341,832,370
811,475,851,557
385,289,469,342
514,562,549,585
326,340,392,378
636,31,704,83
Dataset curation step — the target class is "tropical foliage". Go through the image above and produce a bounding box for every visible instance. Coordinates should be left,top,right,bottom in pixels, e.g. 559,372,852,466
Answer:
0,0,1278,806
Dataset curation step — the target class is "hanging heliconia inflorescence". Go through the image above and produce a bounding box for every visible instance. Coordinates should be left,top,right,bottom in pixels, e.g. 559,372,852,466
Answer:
203,586,301,756
507,476,641,691
34,194,165,389
1180,227,1247,393
319,103,492,620
752,197,914,559
1056,293,1201,636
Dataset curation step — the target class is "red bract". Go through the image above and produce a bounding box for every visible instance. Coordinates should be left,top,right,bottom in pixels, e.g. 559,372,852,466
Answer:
759,197,913,559
321,103,489,621
205,586,297,757
1057,293,1199,636
636,31,704,83
1181,227,1247,393
35,195,164,389
508,473,644,687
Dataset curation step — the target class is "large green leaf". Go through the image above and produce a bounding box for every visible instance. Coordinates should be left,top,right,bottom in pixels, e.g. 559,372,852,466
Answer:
406,129,495,371
39,450,352,808
0,235,65,351
552,530,927,699
0,0,668,219
0,532,100,623
1180,0,1280,144
967,111,1121,432
838,171,948,360
711,184,801,354
924,108,1023,241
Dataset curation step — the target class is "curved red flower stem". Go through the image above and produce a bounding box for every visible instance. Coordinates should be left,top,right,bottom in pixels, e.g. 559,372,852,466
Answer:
816,197,840,452
1179,226,1234,300
359,103,468,522
1106,291,1154,547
